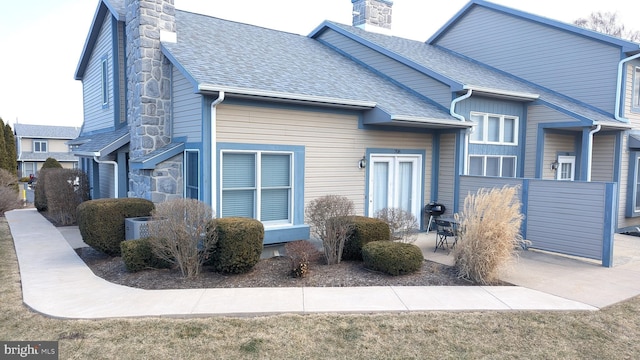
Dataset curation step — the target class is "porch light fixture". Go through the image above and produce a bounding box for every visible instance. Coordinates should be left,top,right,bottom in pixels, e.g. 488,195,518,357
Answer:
551,160,559,171
358,155,367,169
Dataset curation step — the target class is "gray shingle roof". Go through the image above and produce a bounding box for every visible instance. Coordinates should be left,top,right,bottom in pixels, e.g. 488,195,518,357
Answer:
71,126,129,157
162,11,457,122
13,124,80,139
327,22,628,127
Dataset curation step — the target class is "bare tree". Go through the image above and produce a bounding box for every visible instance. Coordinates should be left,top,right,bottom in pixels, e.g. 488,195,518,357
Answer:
305,195,354,265
574,12,640,42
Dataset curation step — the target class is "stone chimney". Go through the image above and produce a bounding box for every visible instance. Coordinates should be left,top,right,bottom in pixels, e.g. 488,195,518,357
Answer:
351,0,393,34
125,0,176,199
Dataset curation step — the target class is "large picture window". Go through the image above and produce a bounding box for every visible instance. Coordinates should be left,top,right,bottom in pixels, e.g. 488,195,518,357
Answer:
221,151,292,224
469,113,518,145
469,155,516,177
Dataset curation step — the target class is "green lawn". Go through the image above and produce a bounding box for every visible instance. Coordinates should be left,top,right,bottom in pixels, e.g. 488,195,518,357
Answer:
1,218,639,359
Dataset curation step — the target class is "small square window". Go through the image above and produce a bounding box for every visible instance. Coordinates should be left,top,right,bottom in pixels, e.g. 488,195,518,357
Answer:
33,140,47,153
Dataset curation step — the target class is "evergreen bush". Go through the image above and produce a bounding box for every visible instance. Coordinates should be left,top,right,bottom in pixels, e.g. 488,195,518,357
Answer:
43,169,90,225
341,216,391,261
77,198,155,256
207,217,263,274
362,241,424,276
121,238,171,272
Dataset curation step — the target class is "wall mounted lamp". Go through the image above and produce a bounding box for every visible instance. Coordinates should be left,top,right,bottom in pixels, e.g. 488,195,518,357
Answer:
358,155,367,169
551,160,559,171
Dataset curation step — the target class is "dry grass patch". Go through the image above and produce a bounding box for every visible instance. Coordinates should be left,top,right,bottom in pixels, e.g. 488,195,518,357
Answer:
2,218,640,359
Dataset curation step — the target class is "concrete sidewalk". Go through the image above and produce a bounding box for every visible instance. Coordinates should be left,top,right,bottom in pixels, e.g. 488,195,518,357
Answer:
10,208,638,319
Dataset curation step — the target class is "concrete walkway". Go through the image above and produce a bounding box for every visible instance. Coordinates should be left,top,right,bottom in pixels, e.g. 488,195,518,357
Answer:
8,208,640,319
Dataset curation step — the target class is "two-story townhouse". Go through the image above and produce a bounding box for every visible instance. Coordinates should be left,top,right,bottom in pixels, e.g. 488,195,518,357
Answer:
72,0,639,265
14,124,80,178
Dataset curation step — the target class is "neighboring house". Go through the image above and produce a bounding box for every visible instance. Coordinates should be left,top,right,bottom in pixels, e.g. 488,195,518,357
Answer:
72,0,640,261
14,124,80,178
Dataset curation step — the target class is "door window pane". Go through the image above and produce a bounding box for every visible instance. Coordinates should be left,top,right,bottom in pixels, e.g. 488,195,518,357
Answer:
397,161,413,213
373,162,389,213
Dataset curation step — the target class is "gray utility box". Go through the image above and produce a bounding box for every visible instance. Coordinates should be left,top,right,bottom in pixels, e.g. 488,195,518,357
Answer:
125,217,153,240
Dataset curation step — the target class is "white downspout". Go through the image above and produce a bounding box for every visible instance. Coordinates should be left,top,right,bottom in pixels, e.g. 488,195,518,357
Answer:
210,92,225,215
451,89,473,174
615,52,640,122
94,156,118,198
586,124,601,182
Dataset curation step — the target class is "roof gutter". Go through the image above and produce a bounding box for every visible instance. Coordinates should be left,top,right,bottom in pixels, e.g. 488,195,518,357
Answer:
210,92,225,214
198,84,376,109
450,88,473,121
615,52,640,122
94,156,118,198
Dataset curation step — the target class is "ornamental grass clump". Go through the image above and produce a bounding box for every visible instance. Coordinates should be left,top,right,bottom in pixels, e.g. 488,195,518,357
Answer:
453,185,527,285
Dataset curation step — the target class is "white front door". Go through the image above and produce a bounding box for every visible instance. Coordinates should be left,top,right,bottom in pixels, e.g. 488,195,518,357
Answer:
556,155,575,181
368,154,422,222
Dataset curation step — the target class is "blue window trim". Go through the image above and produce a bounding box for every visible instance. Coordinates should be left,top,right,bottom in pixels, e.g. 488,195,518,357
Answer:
626,151,640,217
217,142,308,244
101,54,109,109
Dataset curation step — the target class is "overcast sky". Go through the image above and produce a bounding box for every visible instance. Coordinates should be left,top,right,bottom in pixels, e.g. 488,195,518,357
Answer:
0,0,638,128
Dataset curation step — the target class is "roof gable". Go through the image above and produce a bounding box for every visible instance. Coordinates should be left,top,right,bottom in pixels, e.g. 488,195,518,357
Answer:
75,0,125,80
428,0,639,53
13,124,80,139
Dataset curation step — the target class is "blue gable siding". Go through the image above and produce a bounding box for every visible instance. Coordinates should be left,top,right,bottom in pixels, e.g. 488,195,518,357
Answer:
82,13,117,134
315,29,452,108
434,6,621,114
172,66,203,143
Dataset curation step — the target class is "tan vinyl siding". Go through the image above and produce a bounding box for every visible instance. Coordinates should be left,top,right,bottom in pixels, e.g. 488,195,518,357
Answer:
543,133,576,180
216,104,433,216
437,133,455,208
591,135,615,182
524,104,579,178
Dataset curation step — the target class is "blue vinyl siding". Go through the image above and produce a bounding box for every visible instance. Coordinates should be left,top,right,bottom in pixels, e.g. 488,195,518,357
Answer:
172,66,202,142
435,6,620,114
316,29,452,108
82,13,116,133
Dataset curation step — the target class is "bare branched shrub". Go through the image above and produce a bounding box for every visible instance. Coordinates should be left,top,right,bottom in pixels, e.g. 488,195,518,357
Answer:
374,207,419,243
0,169,20,215
284,240,321,278
305,195,354,265
45,169,90,225
147,198,216,278
453,185,528,285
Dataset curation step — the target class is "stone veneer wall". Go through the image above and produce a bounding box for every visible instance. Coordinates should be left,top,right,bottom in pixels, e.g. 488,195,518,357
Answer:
125,0,176,201
352,0,393,30
150,154,183,203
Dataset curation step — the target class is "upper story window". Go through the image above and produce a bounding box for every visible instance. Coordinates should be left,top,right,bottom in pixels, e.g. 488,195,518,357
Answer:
633,66,640,109
101,56,109,108
33,140,47,153
469,112,518,145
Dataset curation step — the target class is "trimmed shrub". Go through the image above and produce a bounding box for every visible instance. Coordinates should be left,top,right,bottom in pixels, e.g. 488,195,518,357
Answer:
34,158,63,211
362,241,424,276
121,238,171,272
305,195,355,265
147,199,216,278
77,198,155,256
44,169,90,225
453,186,528,285
42,157,63,169
207,217,263,274
284,240,322,278
341,216,391,261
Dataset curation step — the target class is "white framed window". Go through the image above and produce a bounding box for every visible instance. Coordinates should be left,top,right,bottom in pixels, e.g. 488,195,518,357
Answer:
101,57,109,107
633,66,640,109
556,155,575,181
469,155,516,177
469,112,518,145
221,151,293,225
33,140,47,153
